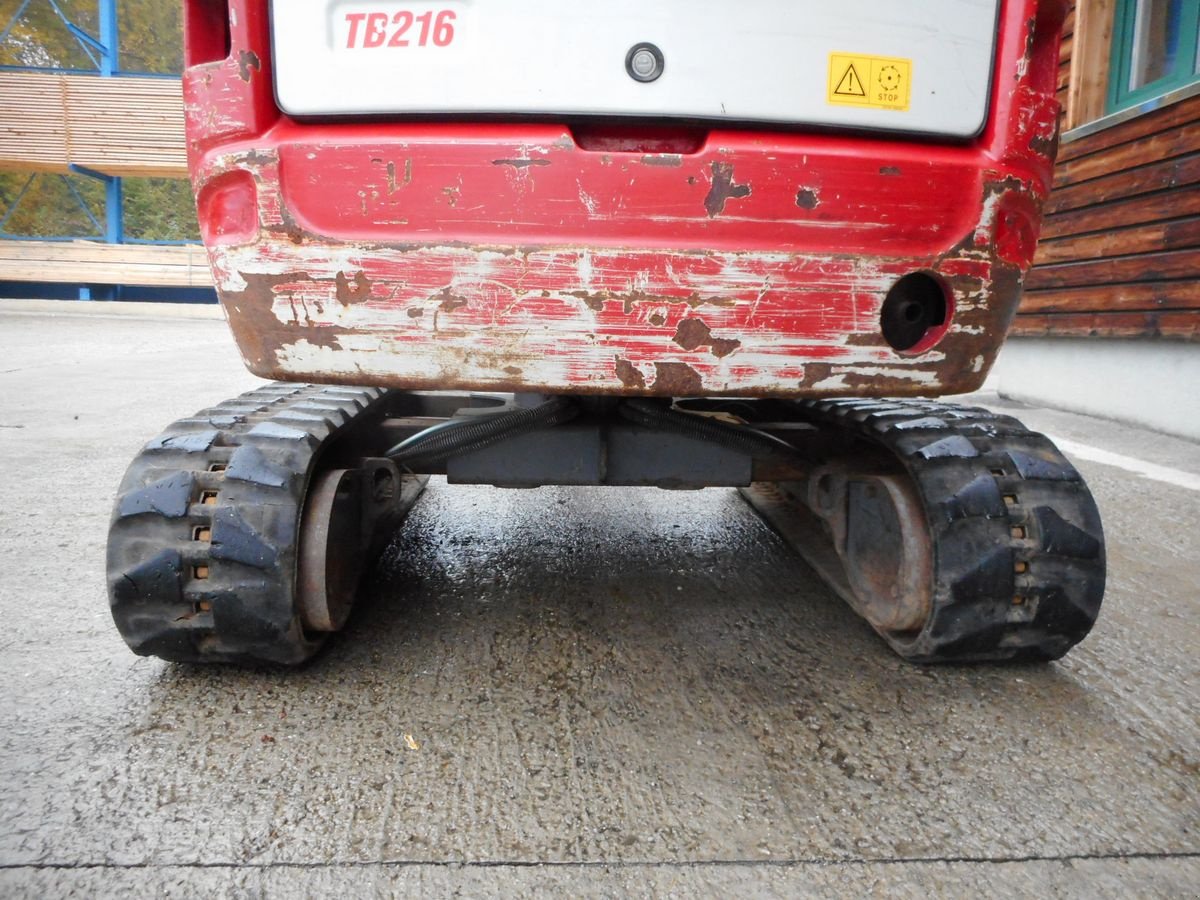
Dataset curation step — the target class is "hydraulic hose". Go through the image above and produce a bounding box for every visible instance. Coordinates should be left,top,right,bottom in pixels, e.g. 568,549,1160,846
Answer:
386,397,579,465
618,399,797,460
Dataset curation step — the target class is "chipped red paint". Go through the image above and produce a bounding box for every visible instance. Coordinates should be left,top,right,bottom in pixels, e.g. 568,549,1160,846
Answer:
185,0,1067,398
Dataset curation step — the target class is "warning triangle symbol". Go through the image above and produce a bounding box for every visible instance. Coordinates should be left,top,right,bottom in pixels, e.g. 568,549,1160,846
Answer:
834,64,866,97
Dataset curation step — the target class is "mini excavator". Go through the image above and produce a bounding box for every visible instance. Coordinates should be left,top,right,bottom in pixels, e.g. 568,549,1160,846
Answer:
108,0,1104,664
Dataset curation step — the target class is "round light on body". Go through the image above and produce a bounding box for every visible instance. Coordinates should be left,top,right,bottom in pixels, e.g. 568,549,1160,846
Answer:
625,43,664,83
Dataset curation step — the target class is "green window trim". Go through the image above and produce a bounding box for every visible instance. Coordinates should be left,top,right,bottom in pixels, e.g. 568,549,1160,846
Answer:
1107,0,1200,114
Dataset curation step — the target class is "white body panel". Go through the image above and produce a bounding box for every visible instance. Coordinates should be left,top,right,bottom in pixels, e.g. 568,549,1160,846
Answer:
271,0,1000,138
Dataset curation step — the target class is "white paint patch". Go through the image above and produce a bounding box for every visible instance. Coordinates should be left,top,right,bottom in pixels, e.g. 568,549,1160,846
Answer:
577,250,594,291
214,265,248,293
1049,437,1200,494
456,250,513,287
974,187,1002,243
810,373,849,390
835,365,939,385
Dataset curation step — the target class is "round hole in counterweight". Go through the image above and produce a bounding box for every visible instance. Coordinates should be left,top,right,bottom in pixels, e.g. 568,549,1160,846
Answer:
881,272,950,353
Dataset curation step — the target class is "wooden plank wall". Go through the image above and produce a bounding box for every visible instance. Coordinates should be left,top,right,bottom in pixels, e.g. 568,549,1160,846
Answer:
1057,2,1075,116
0,72,188,178
0,240,212,288
1065,0,1114,130
1015,4,1200,341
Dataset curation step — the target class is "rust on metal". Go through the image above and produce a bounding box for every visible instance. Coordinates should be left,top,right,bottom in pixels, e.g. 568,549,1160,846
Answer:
672,318,742,358
237,50,260,83
207,161,1039,398
614,357,647,389
743,466,933,636
492,158,552,168
568,290,607,312
334,271,372,306
298,461,426,633
652,362,703,395
704,161,752,218
435,286,470,313
837,473,934,633
297,468,360,633
186,0,1062,401
208,161,1041,398
385,159,412,194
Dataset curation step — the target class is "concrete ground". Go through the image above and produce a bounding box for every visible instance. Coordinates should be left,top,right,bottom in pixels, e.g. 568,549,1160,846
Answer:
0,300,1197,897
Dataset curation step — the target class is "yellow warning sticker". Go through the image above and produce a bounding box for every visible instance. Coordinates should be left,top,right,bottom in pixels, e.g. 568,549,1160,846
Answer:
827,52,912,111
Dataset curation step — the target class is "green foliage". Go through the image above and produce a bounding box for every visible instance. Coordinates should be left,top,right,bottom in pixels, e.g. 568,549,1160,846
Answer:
0,0,100,69
0,0,182,73
0,171,105,237
124,177,200,241
0,172,202,241
118,0,183,74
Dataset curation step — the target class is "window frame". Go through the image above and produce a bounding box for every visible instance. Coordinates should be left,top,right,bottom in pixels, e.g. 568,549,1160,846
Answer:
1107,0,1200,114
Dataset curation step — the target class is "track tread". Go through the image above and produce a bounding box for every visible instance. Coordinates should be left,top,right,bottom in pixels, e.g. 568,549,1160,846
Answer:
107,383,389,665
794,398,1106,663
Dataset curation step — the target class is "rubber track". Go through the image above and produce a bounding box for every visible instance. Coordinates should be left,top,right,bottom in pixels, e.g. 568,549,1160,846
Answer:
107,383,391,665
793,398,1106,662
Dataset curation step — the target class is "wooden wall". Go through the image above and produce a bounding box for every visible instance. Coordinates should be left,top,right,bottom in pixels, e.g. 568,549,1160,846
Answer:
1057,2,1075,116
1015,1,1200,340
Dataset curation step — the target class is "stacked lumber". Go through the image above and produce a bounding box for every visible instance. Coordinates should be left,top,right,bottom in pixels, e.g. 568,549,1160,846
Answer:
0,240,212,287
1016,91,1200,341
0,72,187,178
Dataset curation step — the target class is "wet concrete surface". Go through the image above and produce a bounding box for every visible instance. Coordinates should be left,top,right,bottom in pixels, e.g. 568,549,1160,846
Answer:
0,301,1197,896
